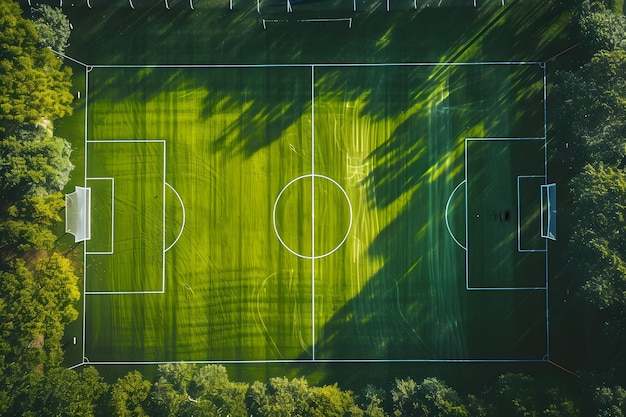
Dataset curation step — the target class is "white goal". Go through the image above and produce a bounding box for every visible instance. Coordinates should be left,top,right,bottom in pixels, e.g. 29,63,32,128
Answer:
540,183,556,241
65,186,91,243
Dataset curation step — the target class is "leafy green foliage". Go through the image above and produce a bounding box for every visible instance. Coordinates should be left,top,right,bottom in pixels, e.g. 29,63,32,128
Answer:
0,0,73,132
361,385,388,417
594,385,626,417
552,49,626,167
0,252,80,412
0,125,74,199
0,218,56,258
485,373,581,417
148,363,249,417
31,5,71,54
577,0,626,52
27,367,108,417
249,376,362,417
111,371,152,417
570,164,626,314
391,377,470,417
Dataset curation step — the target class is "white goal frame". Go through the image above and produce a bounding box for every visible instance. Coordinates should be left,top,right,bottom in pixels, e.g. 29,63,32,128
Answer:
65,186,91,243
540,183,556,241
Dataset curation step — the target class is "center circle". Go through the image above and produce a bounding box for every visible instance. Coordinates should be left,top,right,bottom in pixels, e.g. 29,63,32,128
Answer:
273,174,353,259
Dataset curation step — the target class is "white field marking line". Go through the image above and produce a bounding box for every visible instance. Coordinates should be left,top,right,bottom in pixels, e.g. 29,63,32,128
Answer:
164,182,186,252
128,0,135,9
78,62,549,364
85,140,166,295
49,49,90,68
517,175,547,253
164,0,170,9
87,62,544,69
85,177,115,255
465,138,546,290
536,184,549,238
82,66,90,363
311,65,315,360
467,286,546,291
465,137,545,142
296,18,352,24
86,290,164,295
465,139,469,290
272,174,353,260
542,63,550,358
86,139,166,143
74,358,547,367
445,180,467,250
162,142,166,291
543,63,547,142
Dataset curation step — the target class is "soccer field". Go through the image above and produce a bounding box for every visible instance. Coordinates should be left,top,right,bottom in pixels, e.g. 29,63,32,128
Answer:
74,62,549,365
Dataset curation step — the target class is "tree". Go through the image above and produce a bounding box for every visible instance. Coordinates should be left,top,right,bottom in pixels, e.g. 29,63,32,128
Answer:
391,377,469,417
0,219,56,259
361,385,388,417
27,366,108,417
30,5,71,54
249,377,312,417
485,373,581,417
309,384,363,417
552,49,626,168
148,363,249,417
390,377,418,417
594,385,626,417
0,125,74,200
0,251,80,413
0,0,73,132
577,0,626,53
111,371,152,417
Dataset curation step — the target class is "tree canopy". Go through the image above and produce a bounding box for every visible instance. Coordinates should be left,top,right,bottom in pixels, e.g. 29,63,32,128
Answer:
570,163,626,315
0,0,73,132
0,125,73,200
30,4,71,54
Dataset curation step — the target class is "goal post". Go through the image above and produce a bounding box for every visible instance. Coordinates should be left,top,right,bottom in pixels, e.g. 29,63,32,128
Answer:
540,183,556,241
65,186,91,243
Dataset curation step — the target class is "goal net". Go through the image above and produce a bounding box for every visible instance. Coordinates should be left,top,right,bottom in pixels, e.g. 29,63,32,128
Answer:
65,186,91,243
540,183,556,241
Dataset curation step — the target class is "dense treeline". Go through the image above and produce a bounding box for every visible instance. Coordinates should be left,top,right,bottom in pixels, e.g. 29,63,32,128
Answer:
0,0,625,414
0,0,79,414
552,0,626,414
1,362,585,417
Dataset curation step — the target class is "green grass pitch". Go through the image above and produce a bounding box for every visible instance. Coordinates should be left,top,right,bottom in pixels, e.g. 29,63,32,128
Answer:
80,62,549,364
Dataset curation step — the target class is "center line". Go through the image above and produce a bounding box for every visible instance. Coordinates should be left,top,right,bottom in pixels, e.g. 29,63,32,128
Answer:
311,65,316,361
